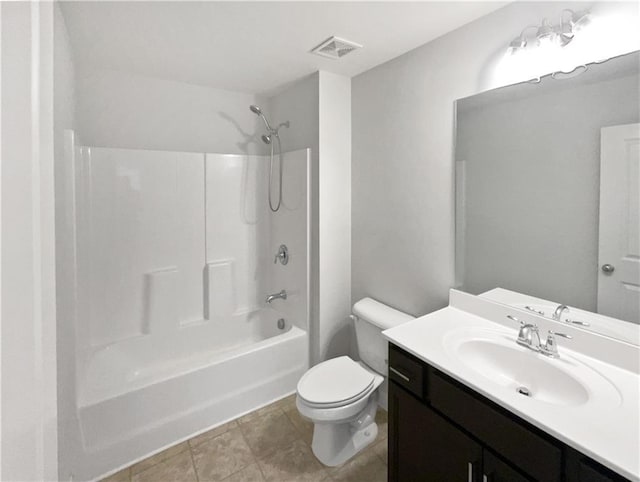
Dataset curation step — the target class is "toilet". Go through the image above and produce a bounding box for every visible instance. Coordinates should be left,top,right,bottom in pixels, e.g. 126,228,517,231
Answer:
296,297,413,466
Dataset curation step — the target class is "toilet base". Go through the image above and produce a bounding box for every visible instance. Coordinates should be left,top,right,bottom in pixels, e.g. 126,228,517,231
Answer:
310,394,379,467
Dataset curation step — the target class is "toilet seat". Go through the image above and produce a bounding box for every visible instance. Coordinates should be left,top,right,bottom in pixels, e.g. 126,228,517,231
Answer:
297,356,375,408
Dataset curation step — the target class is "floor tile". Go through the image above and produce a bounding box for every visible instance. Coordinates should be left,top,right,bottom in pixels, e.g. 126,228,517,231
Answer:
284,406,314,446
100,467,130,482
240,409,300,459
271,393,297,412
221,463,265,482
372,437,388,465
236,402,282,425
192,427,255,481
328,446,387,482
130,442,189,474
189,420,239,448
131,451,196,482
375,408,388,439
107,396,391,482
258,439,328,482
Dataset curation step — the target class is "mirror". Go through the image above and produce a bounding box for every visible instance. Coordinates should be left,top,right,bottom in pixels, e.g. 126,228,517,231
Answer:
455,51,640,345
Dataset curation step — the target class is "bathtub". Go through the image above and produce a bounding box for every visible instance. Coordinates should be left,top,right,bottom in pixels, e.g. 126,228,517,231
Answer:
74,313,308,481
62,144,311,480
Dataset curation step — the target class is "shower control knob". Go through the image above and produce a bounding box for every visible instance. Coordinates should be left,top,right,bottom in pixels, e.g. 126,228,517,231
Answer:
274,245,289,265
601,264,615,274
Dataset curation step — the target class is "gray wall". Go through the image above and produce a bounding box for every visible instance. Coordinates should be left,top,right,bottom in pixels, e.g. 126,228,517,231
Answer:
268,72,354,364
351,1,612,317
458,71,639,311
318,72,352,361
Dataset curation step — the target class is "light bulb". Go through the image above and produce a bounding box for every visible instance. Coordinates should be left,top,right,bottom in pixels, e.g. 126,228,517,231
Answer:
536,20,556,47
507,36,527,55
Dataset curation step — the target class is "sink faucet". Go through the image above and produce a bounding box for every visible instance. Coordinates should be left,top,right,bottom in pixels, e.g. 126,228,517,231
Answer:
551,304,589,326
508,315,542,350
552,304,569,321
266,290,287,304
508,315,572,358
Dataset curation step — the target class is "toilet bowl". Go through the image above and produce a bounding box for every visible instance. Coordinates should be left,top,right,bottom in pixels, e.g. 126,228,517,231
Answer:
296,298,413,466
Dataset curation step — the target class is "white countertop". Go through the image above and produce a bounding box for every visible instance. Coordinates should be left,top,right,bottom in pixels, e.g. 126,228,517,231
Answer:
383,301,640,481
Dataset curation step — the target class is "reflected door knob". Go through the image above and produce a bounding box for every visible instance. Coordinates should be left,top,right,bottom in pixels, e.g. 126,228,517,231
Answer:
601,264,615,274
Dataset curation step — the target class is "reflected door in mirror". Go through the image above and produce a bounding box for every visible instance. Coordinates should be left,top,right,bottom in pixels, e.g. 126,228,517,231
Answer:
598,123,640,323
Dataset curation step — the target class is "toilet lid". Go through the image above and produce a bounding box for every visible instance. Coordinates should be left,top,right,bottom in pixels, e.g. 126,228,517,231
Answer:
297,356,375,406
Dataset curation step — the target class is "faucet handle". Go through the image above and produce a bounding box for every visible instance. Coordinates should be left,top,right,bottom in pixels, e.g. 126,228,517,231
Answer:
507,315,525,326
548,330,572,339
566,318,590,327
542,330,572,358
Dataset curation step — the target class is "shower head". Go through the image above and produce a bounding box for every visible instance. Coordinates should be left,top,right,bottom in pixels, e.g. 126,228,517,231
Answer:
261,134,272,145
250,104,273,131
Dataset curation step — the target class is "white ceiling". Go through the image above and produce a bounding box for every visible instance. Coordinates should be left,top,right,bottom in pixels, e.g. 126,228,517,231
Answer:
60,1,508,96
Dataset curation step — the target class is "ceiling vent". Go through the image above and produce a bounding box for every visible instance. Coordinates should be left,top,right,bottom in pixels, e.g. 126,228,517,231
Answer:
310,36,362,59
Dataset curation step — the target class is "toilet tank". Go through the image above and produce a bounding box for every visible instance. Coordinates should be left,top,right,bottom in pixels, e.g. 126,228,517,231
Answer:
352,298,414,375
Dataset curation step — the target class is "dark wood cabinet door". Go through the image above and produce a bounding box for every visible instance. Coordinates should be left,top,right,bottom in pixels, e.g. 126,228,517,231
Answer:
482,450,531,482
389,381,482,482
566,449,630,482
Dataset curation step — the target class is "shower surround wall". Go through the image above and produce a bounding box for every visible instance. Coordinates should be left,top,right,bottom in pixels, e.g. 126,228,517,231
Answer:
64,134,309,480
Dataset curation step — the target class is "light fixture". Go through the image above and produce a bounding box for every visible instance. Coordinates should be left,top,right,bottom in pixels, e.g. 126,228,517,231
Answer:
506,26,537,55
536,19,555,46
557,9,592,47
555,28,574,47
497,6,639,87
506,36,526,55
557,18,575,46
567,9,591,31
505,11,593,55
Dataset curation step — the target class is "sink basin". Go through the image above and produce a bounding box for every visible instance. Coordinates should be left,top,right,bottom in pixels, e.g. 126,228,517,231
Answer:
456,339,589,406
444,329,621,408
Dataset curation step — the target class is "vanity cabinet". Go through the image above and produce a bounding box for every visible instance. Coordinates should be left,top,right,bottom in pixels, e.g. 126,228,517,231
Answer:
388,344,629,482
483,450,530,482
390,382,481,480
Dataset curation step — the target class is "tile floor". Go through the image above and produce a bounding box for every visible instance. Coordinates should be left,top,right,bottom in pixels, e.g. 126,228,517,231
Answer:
101,394,388,482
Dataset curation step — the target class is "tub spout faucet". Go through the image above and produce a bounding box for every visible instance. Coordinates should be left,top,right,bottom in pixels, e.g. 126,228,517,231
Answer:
266,290,287,304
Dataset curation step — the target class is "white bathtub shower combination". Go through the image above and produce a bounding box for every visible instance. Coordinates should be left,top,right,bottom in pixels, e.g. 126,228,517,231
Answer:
60,131,310,480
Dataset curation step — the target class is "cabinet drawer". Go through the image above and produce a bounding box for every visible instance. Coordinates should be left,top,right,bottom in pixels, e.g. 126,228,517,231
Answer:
428,368,562,482
388,344,424,399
